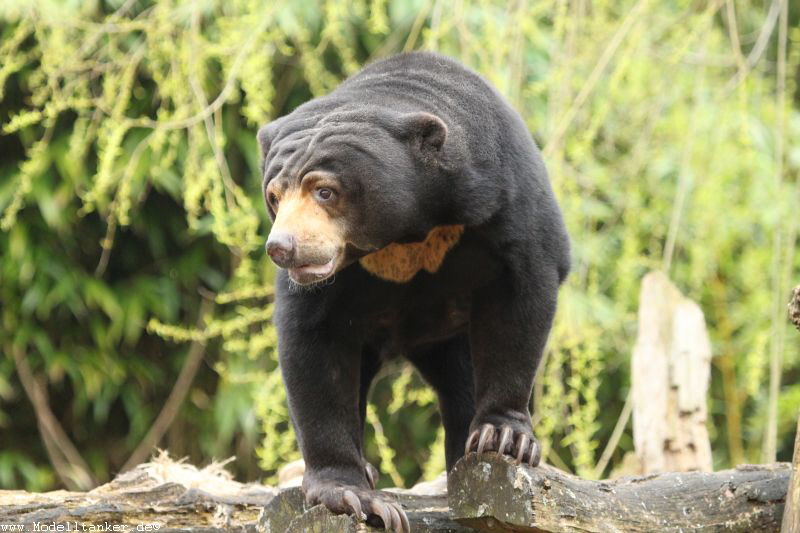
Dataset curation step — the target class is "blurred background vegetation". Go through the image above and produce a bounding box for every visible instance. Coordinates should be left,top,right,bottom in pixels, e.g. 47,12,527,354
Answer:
0,0,798,492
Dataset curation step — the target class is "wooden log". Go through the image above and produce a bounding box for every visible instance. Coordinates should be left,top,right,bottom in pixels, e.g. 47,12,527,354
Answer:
2,453,792,533
0,454,474,533
274,489,477,532
448,454,790,533
782,415,800,532
0,455,277,532
631,271,713,473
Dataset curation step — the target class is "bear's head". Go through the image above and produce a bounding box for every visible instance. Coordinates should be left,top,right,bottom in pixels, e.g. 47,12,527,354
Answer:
258,107,449,286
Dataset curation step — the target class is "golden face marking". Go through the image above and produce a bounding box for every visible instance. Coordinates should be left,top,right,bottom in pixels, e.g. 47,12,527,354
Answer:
270,189,344,247
268,185,346,284
359,225,465,283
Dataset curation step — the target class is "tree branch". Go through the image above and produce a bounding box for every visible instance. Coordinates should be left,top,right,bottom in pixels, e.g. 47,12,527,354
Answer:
121,300,213,472
12,346,96,490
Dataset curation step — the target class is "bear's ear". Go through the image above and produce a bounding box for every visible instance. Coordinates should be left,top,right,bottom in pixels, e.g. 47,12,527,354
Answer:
257,117,287,157
400,112,448,153
257,122,277,156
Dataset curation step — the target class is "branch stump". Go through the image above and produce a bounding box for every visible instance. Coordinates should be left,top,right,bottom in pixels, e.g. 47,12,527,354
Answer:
631,271,713,473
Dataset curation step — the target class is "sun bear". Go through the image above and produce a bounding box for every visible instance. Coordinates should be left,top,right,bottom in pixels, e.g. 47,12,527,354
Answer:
258,51,570,532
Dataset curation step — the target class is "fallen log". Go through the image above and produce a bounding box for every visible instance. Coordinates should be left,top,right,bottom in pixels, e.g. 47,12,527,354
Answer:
262,487,474,532
0,454,470,533
0,454,277,532
0,453,791,532
448,454,790,533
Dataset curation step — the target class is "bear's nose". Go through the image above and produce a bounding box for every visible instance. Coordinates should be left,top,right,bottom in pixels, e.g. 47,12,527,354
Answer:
266,232,295,268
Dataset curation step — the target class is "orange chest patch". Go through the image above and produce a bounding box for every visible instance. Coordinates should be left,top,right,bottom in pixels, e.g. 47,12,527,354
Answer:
359,225,465,283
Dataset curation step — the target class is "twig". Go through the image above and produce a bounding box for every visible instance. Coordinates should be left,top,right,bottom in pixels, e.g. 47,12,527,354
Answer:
711,277,746,465
12,346,96,490
723,0,746,75
764,0,789,464
662,74,702,273
593,389,633,478
402,1,432,52
543,0,649,158
94,214,117,277
121,299,213,472
724,0,784,93
188,8,239,214
126,11,273,133
366,404,404,487
543,445,571,473
426,0,444,51
94,130,154,277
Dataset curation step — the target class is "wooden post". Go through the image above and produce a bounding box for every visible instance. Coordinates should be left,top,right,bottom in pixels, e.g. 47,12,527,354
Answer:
631,271,713,473
782,414,800,532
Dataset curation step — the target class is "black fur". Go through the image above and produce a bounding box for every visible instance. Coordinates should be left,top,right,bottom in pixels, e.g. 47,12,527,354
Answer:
259,51,570,526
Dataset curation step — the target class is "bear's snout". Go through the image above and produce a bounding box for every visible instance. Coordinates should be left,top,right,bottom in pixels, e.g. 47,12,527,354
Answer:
266,232,296,268
266,230,342,284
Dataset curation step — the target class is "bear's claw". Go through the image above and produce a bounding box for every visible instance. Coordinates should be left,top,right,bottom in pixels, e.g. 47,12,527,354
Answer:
367,498,409,533
465,423,541,466
306,481,409,533
365,461,379,489
342,490,364,520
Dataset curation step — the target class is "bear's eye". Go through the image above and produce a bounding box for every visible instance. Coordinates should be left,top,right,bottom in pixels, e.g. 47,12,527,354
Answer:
315,187,335,202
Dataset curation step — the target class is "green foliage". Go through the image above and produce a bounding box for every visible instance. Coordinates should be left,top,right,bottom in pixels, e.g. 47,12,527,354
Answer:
0,0,798,491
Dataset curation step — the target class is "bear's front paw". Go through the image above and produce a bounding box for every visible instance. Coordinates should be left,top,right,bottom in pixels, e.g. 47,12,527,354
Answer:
304,480,409,533
465,423,541,466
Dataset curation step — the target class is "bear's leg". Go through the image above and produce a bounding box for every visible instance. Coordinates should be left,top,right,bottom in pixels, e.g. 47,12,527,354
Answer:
279,330,408,532
408,335,475,471
465,266,559,465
